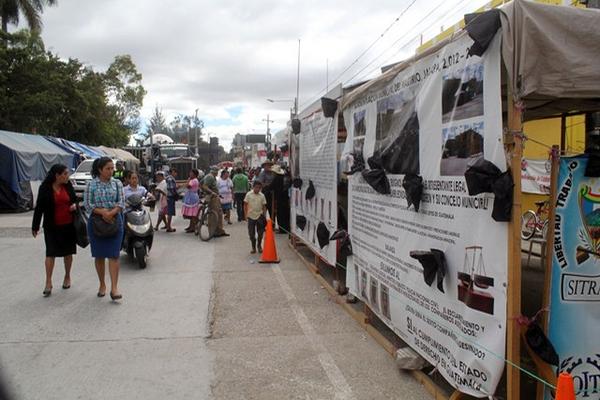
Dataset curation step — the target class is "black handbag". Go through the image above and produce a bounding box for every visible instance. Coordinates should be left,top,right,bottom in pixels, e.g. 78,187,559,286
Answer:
90,181,120,238
73,208,89,248
91,213,119,238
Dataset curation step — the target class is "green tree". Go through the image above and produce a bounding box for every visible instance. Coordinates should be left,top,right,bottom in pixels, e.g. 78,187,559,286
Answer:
103,54,146,135
0,30,139,147
1,0,57,33
147,105,171,137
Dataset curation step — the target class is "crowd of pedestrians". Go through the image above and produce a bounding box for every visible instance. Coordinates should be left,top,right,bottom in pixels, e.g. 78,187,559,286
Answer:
31,157,291,298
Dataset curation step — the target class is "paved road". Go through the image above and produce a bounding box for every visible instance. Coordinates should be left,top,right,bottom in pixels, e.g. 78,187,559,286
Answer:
0,212,213,400
0,211,431,400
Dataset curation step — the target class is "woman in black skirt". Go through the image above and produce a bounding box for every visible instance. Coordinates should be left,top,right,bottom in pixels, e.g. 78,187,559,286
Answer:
32,164,78,297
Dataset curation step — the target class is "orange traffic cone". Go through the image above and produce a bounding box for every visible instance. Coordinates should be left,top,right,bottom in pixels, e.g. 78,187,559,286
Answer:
555,372,575,400
259,219,280,264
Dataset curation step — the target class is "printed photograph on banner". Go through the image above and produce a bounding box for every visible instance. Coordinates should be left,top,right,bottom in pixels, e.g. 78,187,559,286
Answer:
441,120,484,176
380,284,391,319
442,63,484,123
353,110,366,139
457,245,495,315
374,91,420,175
370,277,379,311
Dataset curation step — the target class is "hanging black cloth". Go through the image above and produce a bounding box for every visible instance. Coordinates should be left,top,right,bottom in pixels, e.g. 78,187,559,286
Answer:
464,158,513,222
585,153,600,177
525,321,559,367
359,154,391,195
330,229,352,257
346,153,365,175
409,249,447,293
464,9,501,57
296,215,307,231
292,178,303,189
402,174,424,212
305,180,316,200
321,97,338,118
361,169,391,195
292,118,301,134
317,222,330,249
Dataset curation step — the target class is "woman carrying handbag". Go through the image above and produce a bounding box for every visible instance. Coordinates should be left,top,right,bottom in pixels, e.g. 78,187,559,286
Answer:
32,164,79,297
83,157,125,301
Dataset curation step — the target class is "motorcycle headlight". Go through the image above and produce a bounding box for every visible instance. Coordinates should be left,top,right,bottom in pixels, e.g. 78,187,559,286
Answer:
127,221,151,234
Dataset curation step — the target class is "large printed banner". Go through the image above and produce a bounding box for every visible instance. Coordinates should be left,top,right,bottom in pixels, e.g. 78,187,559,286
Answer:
547,155,600,400
343,33,507,397
522,158,551,195
290,102,338,266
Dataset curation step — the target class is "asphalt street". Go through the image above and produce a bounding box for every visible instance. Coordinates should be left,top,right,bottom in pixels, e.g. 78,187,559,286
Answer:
0,210,431,400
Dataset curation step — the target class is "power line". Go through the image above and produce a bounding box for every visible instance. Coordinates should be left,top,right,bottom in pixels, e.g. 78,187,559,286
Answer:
344,0,472,87
299,0,419,109
300,0,467,110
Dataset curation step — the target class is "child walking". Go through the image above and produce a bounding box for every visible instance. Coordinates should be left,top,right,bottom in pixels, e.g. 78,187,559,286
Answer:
244,180,267,254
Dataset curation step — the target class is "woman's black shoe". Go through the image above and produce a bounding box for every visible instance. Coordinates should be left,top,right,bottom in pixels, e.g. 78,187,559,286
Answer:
110,292,122,301
97,291,106,297
43,288,52,297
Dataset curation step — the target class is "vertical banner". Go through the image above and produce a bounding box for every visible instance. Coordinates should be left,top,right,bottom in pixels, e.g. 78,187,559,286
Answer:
290,88,340,266
343,33,507,397
547,155,600,400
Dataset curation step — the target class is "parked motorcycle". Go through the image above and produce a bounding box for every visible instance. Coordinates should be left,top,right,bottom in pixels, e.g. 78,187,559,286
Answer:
122,193,154,268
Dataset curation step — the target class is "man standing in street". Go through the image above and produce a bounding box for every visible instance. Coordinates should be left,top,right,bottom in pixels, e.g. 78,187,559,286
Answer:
244,180,267,254
113,161,125,182
232,167,249,222
256,160,275,219
202,166,229,237
165,168,178,233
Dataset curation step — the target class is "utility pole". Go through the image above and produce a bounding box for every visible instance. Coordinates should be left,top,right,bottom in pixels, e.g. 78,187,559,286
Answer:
263,114,274,153
295,38,301,117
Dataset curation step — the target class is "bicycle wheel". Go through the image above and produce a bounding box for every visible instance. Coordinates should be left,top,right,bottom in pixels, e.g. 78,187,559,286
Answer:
541,219,549,239
199,210,219,241
521,210,537,240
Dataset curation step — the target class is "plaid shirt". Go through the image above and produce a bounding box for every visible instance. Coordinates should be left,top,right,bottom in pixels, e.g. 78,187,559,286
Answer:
166,175,178,198
84,177,125,212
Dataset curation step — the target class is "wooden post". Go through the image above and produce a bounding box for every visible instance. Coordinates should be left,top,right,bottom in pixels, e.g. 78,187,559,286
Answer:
536,144,560,400
560,114,566,154
506,96,523,400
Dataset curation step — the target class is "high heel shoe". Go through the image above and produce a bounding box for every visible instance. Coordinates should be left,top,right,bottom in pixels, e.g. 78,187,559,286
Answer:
110,292,122,301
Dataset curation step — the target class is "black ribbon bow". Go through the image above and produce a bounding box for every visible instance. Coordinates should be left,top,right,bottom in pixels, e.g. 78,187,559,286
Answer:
296,215,307,231
330,229,353,257
409,249,447,293
305,180,316,200
317,222,330,249
292,178,303,189
402,174,424,212
346,153,365,175
464,158,513,222
321,97,338,118
360,154,391,195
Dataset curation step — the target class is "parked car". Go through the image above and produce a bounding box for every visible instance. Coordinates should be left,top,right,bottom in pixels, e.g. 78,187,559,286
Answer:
70,159,95,199
70,158,120,199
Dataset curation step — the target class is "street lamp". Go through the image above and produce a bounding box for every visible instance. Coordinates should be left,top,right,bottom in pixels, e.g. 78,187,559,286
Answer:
266,98,297,119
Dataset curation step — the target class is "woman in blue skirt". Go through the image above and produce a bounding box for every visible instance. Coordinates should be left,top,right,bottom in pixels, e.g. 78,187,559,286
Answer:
84,157,125,301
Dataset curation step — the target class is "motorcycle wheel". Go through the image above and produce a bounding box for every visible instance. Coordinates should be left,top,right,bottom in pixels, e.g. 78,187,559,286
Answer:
135,246,147,269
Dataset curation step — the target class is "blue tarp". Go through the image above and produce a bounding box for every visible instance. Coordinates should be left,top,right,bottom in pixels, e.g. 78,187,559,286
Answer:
63,139,105,159
44,137,81,169
0,130,75,193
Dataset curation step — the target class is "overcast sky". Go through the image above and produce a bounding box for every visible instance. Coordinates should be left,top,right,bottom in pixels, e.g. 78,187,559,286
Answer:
30,0,489,150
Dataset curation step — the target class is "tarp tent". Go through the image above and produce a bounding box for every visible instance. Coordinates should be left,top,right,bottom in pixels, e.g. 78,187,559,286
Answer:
97,146,140,171
0,130,75,211
44,136,82,168
53,138,105,159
